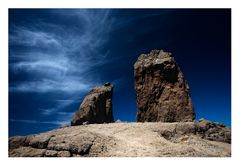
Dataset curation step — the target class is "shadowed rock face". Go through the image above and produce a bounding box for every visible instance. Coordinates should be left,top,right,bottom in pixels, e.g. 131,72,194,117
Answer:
134,49,195,122
71,83,114,126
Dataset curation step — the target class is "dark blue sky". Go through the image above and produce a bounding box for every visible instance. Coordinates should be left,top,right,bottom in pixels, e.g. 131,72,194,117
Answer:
9,9,231,136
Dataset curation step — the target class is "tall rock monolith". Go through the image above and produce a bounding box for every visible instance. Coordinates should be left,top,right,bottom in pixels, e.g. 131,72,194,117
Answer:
134,49,195,122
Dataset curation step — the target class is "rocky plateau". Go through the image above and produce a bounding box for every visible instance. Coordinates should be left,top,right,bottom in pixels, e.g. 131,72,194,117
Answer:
9,120,231,157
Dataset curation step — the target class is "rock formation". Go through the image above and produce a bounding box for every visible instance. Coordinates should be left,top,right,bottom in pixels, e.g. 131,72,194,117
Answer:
8,49,231,157
9,121,231,157
134,49,195,122
71,83,114,126
195,118,231,143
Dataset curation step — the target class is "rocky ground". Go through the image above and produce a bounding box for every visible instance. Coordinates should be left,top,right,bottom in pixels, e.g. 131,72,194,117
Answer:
9,122,231,157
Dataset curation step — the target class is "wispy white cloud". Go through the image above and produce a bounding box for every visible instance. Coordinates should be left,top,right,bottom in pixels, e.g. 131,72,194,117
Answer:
9,9,115,94
10,27,61,48
12,59,68,74
57,111,73,116
56,111,74,124
39,99,77,115
10,79,90,93
10,119,69,125
39,108,56,116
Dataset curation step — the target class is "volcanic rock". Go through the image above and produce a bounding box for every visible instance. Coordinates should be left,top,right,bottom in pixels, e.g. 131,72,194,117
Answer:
10,147,46,157
9,122,231,157
9,136,29,150
134,49,195,122
195,118,231,143
45,150,58,157
71,83,114,126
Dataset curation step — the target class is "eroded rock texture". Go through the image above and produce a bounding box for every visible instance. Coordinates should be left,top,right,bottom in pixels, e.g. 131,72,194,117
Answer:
71,83,114,126
134,49,195,122
195,118,231,143
9,121,231,157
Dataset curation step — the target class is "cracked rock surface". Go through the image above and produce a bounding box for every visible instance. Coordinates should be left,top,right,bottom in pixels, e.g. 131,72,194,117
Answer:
71,83,114,126
9,122,230,157
134,49,195,122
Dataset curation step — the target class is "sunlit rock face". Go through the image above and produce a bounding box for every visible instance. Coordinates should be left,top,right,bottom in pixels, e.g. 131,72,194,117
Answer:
9,121,231,157
71,83,114,126
134,49,195,122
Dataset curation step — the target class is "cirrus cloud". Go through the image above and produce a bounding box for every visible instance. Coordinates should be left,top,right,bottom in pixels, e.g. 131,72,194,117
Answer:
9,9,115,94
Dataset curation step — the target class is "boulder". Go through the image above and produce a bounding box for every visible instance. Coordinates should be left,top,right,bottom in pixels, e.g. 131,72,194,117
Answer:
71,83,114,126
44,150,58,157
9,135,34,150
9,136,27,150
47,131,95,155
29,134,54,149
57,151,71,157
9,147,46,157
195,118,231,143
134,49,195,122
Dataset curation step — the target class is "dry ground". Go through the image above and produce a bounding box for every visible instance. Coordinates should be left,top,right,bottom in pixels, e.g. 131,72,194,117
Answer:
9,122,231,157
